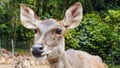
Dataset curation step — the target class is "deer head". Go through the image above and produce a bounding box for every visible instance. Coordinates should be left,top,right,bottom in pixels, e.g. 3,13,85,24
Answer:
20,2,82,61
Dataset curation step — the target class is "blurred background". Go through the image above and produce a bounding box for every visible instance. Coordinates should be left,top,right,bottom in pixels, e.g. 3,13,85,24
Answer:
0,0,120,67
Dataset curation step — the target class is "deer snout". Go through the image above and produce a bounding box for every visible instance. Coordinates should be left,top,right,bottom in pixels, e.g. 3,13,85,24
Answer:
31,44,44,57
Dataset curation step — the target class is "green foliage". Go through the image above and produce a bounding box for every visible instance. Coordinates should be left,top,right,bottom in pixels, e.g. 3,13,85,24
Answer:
65,29,80,49
112,65,120,68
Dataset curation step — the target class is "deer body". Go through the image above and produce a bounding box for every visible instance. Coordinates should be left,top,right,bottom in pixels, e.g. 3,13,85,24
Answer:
48,49,83,68
48,48,107,68
20,2,107,68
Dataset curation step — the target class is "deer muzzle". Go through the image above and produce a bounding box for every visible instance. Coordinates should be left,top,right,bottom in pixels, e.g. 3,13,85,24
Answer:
31,44,44,57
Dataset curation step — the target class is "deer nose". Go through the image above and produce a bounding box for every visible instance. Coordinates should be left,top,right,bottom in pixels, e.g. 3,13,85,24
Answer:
31,44,44,57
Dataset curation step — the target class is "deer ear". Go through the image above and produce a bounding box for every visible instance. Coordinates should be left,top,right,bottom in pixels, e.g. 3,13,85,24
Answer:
62,2,83,29
20,4,40,29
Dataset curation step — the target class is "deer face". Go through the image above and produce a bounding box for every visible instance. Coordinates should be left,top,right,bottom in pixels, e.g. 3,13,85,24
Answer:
31,19,66,58
20,2,82,60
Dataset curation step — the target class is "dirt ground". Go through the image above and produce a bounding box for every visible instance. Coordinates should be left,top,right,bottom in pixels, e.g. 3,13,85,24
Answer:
0,48,49,68
0,64,49,68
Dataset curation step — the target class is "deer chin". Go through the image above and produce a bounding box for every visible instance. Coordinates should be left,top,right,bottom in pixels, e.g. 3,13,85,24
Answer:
32,50,51,61
33,55,47,61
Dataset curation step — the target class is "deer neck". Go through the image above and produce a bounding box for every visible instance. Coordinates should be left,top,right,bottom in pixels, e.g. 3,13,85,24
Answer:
49,53,71,68
47,38,71,68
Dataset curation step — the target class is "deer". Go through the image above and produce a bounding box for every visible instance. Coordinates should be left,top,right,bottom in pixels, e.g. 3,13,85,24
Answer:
20,2,107,68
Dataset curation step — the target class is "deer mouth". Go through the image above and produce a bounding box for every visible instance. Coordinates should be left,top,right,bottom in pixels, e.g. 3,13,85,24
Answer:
41,50,51,56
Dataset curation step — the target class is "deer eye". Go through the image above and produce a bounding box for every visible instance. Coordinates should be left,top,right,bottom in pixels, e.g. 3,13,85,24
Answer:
34,29,37,33
56,29,62,34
